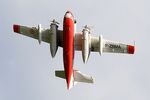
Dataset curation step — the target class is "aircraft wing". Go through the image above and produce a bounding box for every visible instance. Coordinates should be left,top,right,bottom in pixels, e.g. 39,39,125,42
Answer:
74,33,135,54
13,24,63,46
90,36,135,54
13,24,134,54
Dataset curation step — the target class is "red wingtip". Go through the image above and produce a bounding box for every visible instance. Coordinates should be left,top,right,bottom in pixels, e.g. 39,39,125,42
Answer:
127,45,135,54
13,24,20,33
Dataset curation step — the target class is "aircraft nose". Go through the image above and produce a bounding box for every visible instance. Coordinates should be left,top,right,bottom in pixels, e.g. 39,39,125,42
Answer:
65,11,74,19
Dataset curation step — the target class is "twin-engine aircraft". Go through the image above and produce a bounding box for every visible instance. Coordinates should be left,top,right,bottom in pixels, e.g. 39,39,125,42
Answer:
13,11,135,90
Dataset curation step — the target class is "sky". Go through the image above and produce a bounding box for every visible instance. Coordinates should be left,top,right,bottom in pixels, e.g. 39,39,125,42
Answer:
0,0,150,100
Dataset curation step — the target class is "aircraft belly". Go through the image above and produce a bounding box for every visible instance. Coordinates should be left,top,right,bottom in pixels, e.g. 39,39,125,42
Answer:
63,17,74,88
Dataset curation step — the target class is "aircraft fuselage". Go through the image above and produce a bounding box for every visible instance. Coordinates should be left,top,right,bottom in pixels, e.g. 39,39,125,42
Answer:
63,11,74,89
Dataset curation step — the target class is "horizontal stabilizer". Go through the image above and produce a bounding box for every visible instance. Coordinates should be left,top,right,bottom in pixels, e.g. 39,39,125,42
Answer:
74,70,94,83
55,70,65,79
55,69,94,90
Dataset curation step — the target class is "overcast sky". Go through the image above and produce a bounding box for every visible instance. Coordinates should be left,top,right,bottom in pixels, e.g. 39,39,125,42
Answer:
0,0,150,100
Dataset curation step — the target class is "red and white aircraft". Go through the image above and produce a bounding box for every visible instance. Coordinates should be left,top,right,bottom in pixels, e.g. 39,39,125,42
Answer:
13,11,135,90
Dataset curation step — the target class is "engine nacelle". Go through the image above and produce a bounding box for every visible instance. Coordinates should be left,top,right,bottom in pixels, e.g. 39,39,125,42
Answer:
50,22,58,58
82,26,91,63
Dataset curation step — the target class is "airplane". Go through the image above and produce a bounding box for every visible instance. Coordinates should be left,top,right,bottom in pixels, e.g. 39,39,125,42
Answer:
13,11,135,90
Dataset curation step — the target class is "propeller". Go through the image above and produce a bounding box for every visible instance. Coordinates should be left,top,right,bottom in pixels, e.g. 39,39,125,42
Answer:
83,25,93,31
51,19,60,25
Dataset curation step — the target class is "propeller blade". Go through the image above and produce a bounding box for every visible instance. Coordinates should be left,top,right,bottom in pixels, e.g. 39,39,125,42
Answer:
51,19,60,25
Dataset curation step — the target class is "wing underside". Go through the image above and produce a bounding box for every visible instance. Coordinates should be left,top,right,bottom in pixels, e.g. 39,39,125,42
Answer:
91,36,134,54
74,33,135,54
13,24,134,54
13,24,63,45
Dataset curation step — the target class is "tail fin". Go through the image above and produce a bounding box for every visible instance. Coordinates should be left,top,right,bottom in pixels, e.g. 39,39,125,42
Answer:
55,69,94,89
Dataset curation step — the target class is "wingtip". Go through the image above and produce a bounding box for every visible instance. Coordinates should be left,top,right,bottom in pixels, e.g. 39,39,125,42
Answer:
127,45,135,54
13,24,20,33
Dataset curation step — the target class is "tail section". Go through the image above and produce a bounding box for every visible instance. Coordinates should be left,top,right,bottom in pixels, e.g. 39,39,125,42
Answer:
55,70,74,90
55,69,94,89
